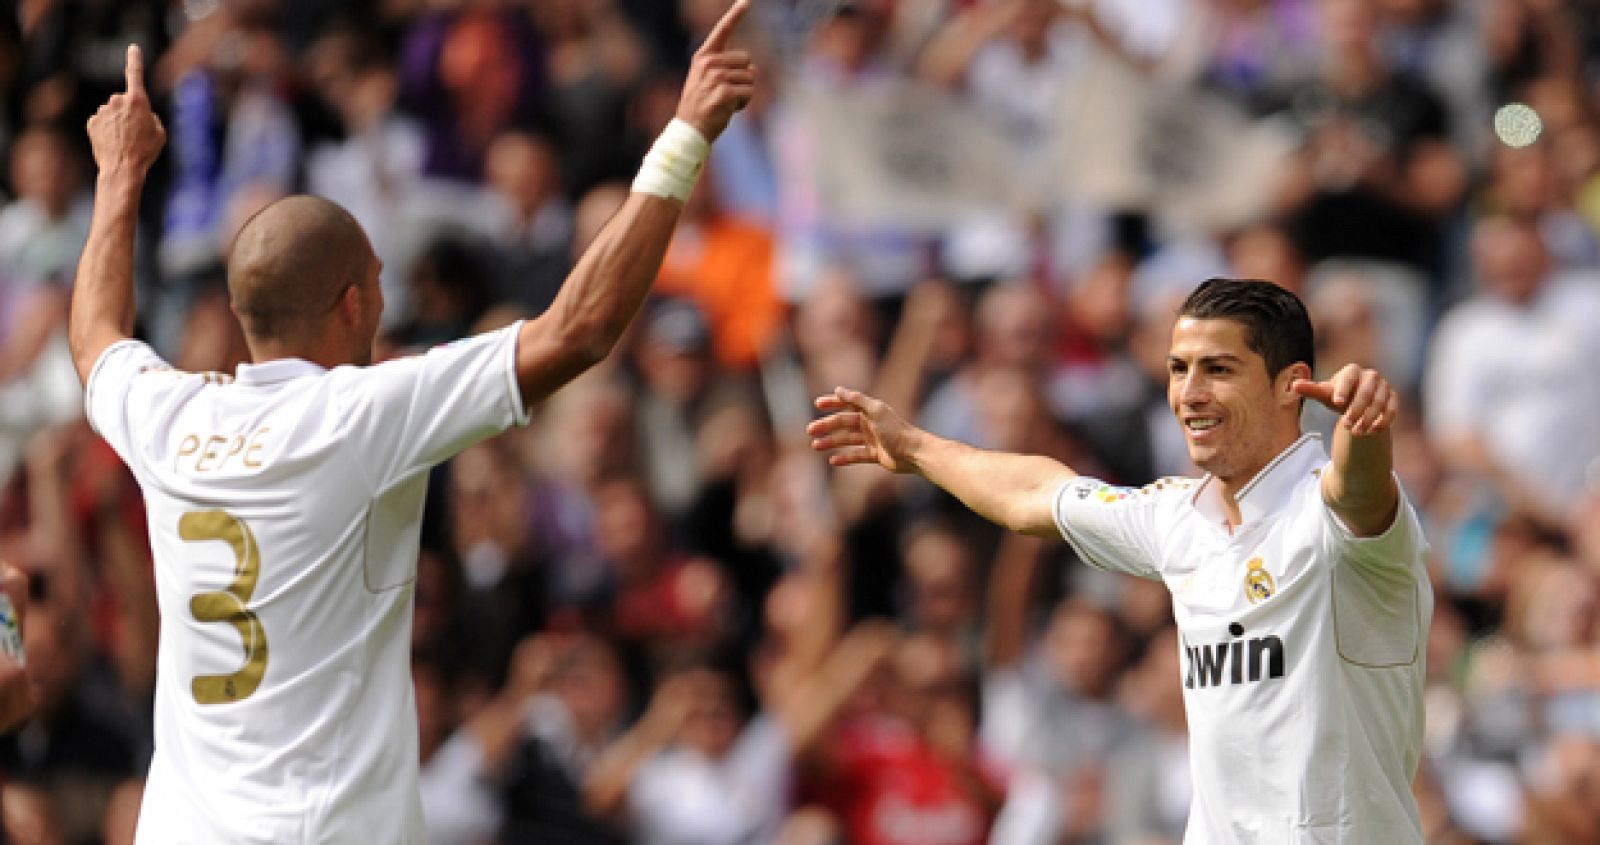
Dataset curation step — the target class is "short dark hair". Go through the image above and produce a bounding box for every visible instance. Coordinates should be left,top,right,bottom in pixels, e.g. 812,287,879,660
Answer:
1177,278,1314,378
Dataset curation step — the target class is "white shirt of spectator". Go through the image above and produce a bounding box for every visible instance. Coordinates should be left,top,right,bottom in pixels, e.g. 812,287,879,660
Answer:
628,714,792,845
86,326,528,844
1425,273,1600,516
1053,434,1431,844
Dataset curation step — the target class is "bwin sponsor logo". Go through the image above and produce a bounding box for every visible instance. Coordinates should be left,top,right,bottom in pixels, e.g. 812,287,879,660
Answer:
1184,623,1285,689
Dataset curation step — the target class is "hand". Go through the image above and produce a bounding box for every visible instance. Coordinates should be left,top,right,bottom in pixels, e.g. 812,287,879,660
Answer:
900,278,960,333
504,634,562,702
975,0,1032,37
808,387,919,473
86,45,167,180
640,673,697,741
676,0,756,141
1291,364,1399,436
0,565,33,733
836,620,900,668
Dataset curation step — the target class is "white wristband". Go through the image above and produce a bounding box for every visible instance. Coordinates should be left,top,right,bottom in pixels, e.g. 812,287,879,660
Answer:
632,118,710,203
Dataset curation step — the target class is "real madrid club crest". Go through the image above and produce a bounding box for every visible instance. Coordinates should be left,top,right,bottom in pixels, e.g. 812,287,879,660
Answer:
1244,557,1275,604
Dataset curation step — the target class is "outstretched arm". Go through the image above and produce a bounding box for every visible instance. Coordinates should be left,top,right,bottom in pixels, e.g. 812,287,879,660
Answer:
70,45,167,385
1291,364,1401,537
808,387,1077,538
515,0,753,403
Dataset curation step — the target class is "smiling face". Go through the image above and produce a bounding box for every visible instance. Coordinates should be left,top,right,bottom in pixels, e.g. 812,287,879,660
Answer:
1167,316,1308,485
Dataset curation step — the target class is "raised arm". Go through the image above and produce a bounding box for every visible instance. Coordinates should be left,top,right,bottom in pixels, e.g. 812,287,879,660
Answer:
70,45,167,384
1291,364,1401,537
808,387,1077,538
915,0,1023,89
515,0,753,403
582,673,696,818
775,622,897,754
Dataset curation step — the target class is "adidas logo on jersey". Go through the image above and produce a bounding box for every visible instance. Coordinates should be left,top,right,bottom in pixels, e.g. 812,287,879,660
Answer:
1184,622,1285,689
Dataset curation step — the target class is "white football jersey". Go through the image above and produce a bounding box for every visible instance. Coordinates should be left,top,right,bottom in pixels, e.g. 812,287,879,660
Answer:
86,326,528,844
1053,434,1431,845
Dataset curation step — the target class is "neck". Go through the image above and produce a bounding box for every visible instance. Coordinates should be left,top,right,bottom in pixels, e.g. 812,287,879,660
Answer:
1210,431,1304,528
247,336,353,370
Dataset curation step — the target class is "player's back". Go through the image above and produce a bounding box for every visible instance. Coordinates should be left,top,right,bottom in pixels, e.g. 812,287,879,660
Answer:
86,328,527,844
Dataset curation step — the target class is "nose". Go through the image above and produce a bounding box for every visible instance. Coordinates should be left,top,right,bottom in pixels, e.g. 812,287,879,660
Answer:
1175,370,1208,407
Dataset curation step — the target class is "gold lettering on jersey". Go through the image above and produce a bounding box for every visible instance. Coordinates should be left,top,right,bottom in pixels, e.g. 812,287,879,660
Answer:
176,428,271,473
180,510,269,704
243,428,269,468
1244,557,1276,604
194,436,229,472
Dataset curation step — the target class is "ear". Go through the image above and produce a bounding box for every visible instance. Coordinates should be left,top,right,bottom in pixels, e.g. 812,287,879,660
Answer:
337,283,363,329
1278,362,1312,405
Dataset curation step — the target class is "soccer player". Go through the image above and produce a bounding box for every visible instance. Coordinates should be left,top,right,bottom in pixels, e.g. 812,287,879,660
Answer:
69,3,754,840
810,278,1431,843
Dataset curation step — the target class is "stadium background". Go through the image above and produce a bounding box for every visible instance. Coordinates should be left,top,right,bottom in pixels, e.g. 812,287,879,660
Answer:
1,0,1599,842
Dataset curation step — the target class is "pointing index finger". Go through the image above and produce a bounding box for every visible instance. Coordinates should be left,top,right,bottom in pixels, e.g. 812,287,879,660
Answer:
125,44,146,96
701,0,750,54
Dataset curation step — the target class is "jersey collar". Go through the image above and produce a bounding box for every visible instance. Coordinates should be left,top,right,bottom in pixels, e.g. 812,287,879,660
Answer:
1191,433,1327,526
235,357,327,385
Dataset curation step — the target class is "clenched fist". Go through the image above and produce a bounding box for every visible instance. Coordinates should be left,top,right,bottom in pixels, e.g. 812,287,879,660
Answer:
675,0,756,141
87,45,167,179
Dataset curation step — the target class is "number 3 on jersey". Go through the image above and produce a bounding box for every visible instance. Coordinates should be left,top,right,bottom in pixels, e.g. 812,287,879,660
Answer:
180,510,268,704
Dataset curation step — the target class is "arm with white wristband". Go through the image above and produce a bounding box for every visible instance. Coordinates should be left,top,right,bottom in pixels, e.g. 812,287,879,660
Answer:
632,118,712,204
511,0,755,404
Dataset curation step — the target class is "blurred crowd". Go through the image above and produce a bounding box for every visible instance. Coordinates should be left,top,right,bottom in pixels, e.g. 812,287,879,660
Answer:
2,0,1600,843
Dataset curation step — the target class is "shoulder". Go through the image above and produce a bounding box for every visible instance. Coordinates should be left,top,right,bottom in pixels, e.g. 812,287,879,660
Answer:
1061,476,1200,507
1430,298,1510,353
1435,295,1507,329
1547,273,1600,310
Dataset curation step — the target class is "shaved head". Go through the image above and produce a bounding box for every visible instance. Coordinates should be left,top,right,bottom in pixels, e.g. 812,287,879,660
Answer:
228,195,376,344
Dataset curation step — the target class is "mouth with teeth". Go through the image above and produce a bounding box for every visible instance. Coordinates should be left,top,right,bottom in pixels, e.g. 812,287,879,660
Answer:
1185,417,1221,437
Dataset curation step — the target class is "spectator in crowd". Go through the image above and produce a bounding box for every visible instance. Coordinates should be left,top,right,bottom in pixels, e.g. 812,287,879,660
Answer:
0,127,89,483
304,29,427,315
772,0,934,301
583,623,893,845
656,160,784,371
399,6,541,183
483,130,574,317
1102,626,1191,845
1272,0,1465,274
811,631,1001,845
631,297,755,518
1426,214,1600,531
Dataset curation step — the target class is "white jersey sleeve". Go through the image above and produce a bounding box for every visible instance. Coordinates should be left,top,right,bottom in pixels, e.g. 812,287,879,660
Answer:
334,323,529,495
1052,477,1169,580
1315,477,1428,576
85,338,182,476
1312,476,1430,668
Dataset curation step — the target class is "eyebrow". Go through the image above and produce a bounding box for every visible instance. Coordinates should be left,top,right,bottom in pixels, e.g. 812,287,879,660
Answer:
1168,353,1245,366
